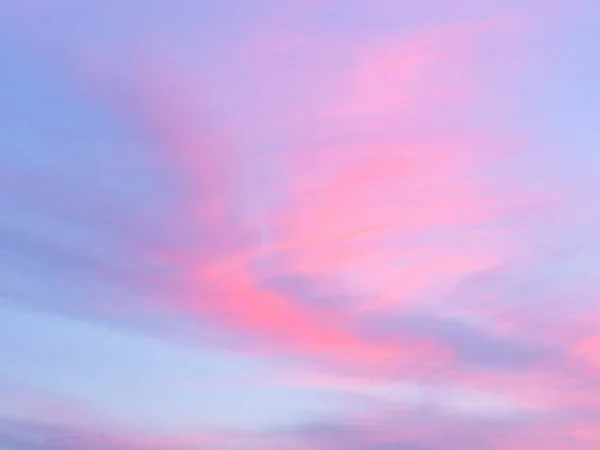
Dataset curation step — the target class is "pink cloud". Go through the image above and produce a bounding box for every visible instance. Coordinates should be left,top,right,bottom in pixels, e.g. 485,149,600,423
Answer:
3,0,600,449
61,6,558,376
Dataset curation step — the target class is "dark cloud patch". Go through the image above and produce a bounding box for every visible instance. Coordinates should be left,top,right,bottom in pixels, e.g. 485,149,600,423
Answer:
261,273,361,313
0,417,135,450
358,311,555,370
295,420,431,450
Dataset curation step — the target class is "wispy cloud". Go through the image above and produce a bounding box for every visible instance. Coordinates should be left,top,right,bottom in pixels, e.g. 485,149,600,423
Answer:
1,0,599,449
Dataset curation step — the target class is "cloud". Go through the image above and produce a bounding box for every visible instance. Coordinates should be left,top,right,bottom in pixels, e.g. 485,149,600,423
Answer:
0,417,221,450
2,1,600,449
2,0,558,371
358,312,556,370
289,397,598,450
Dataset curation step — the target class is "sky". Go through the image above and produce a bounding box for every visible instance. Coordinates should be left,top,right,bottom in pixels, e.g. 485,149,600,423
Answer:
0,0,599,449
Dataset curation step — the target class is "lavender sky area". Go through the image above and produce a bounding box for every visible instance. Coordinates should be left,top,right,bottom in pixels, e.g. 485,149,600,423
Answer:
1,0,600,449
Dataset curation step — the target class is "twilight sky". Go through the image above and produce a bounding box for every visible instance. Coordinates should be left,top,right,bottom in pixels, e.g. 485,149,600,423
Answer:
1,0,599,449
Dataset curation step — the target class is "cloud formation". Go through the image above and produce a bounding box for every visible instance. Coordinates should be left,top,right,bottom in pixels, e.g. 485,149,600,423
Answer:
1,0,599,449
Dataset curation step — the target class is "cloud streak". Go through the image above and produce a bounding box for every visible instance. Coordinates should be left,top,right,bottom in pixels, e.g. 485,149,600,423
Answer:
1,0,599,449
